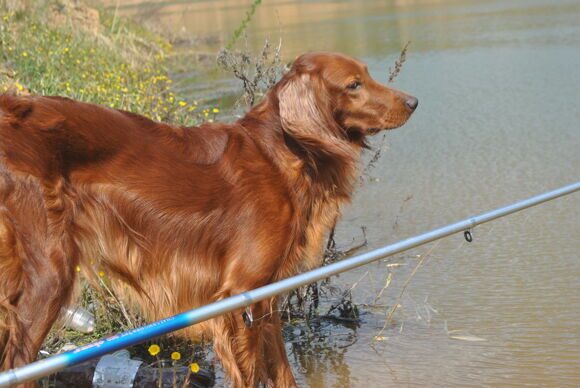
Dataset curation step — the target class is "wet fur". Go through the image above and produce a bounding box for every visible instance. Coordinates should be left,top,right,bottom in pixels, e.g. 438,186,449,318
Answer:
0,52,415,387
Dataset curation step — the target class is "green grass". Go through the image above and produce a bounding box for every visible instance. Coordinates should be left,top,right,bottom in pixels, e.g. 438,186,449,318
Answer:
226,0,263,49
0,1,213,126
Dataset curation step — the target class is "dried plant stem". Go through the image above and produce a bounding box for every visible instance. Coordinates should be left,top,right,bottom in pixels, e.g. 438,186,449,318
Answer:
226,0,263,49
388,41,410,83
346,270,370,293
361,134,388,183
373,240,440,342
172,363,177,388
217,38,283,108
157,355,162,388
372,272,393,304
97,276,135,328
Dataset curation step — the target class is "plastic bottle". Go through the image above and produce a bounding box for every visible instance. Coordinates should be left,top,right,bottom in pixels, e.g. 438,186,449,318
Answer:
61,306,95,333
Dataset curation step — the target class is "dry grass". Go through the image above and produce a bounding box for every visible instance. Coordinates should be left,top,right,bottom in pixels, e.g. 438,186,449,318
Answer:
388,41,410,83
217,38,285,108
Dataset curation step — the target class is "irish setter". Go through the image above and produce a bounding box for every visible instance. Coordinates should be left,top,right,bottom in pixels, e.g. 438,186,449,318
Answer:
0,52,417,387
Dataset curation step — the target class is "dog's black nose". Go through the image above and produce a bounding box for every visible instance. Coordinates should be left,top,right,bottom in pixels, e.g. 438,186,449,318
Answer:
405,96,418,112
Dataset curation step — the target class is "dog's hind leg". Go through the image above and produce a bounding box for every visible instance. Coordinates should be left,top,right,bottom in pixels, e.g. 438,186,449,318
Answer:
231,307,269,387
210,313,245,387
0,206,75,381
0,178,77,387
0,205,25,369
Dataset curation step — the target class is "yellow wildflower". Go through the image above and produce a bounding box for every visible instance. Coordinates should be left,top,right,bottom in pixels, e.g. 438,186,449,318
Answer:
171,352,181,361
21,52,28,57
148,344,160,356
190,363,200,373
178,101,187,107
98,270,105,277
212,108,219,113
75,265,81,272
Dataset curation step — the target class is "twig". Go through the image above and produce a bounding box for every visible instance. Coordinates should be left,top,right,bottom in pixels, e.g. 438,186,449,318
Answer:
372,272,392,304
217,38,284,108
346,270,370,293
226,0,263,49
97,276,135,328
388,41,410,83
361,134,388,183
342,226,368,256
373,240,440,342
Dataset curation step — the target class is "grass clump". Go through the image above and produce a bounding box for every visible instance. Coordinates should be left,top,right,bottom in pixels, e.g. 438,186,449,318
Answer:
0,0,202,125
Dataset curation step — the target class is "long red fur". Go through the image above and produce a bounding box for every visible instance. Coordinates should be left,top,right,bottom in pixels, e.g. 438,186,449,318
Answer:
0,52,416,387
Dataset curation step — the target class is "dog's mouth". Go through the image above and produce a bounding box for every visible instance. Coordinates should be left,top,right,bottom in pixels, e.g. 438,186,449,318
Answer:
374,111,417,133
353,123,407,137
367,119,411,135
345,114,413,140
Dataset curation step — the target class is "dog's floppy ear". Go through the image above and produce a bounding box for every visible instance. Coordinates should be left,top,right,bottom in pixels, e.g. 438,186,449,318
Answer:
278,73,332,143
278,73,351,160
277,72,357,190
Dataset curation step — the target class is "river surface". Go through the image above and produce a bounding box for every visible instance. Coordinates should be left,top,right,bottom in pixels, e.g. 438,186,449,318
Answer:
105,0,580,386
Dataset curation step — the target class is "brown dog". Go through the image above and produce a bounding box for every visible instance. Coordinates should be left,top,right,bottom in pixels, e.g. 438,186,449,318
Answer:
0,52,417,386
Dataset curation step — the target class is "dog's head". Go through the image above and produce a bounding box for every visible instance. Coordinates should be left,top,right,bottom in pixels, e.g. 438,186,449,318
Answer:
275,52,417,147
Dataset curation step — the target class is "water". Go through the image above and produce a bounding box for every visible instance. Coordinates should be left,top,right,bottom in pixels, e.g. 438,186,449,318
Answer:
105,0,580,385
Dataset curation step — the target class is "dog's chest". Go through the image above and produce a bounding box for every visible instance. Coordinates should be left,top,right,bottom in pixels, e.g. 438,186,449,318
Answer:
297,199,341,272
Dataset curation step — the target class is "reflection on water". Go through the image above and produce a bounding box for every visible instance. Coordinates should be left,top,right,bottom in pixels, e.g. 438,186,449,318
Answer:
285,318,360,387
106,0,580,386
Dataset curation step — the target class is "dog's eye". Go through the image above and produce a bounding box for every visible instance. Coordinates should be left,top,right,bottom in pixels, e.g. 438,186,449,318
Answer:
346,80,362,91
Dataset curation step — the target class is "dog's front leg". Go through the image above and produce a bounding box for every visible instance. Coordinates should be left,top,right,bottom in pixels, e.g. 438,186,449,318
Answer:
262,305,297,388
